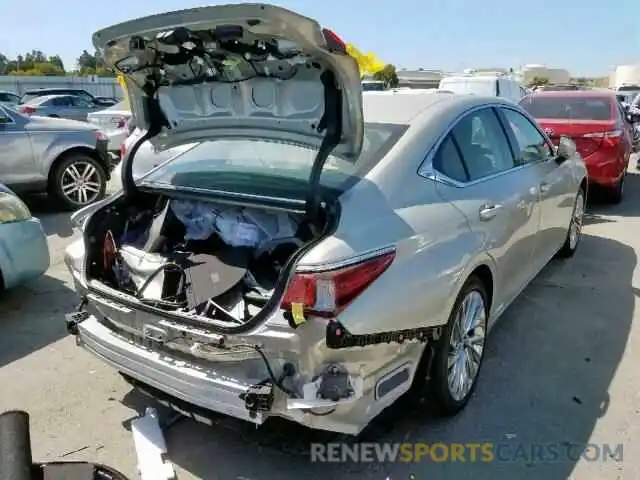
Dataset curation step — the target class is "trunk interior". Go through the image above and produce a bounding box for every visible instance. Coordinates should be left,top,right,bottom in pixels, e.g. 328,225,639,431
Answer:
85,191,329,328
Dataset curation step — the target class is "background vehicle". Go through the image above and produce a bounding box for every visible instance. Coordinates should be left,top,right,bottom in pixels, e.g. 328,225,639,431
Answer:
63,3,587,436
362,80,387,91
87,101,132,157
20,94,104,121
19,88,116,107
438,73,526,103
0,90,20,107
519,90,630,203
534,83,584,92
0,184,49,291
0,105,110,209
94,96,120,105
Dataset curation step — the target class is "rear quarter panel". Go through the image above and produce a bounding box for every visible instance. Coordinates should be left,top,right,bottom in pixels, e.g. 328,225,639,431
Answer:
301,119,490,335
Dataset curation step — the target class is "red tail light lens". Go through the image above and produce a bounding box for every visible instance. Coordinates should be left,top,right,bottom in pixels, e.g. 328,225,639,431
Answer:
281,250,395,318
20,106,36,115
120,143,126,158
322,28,347,54
577,130,622,156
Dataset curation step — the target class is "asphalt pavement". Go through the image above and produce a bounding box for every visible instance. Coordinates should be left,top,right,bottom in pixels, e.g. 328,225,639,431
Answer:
1,162,639,480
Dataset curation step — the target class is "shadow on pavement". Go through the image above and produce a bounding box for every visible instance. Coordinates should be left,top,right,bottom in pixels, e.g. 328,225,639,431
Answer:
20,194,75,238
586,170,640,222
0,274,76,368
120,230,634,480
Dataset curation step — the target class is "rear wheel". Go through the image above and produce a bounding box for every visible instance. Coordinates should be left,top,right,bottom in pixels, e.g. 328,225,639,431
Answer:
607,173,625,204
558,188,585,258
427,276,489,416
50,154,107,210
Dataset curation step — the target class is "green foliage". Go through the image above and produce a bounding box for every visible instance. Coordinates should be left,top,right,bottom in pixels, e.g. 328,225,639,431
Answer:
526,76,549,88
0,49,115,77
373,64,399,88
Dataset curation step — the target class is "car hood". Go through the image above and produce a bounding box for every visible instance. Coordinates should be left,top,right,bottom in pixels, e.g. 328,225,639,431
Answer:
25,115,100,132
92,3,364,161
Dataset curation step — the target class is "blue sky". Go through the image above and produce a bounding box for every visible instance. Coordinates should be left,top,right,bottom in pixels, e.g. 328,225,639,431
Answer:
2,0,637,76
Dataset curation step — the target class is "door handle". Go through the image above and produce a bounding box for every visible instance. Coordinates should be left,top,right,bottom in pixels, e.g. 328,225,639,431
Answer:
539,182,550,194
479,203,502,221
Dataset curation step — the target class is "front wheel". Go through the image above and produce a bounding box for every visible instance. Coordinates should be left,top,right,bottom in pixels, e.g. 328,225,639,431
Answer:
607,173,625,204
557,188,585,258
429,276,489,416
50,154,107,210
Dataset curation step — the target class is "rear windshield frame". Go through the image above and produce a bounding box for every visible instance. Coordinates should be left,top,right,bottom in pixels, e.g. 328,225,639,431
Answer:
519,95,614,121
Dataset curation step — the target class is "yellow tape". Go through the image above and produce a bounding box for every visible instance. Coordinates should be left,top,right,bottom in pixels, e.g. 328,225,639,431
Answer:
116,73,130,109
291,302,306,326
345,43,386,77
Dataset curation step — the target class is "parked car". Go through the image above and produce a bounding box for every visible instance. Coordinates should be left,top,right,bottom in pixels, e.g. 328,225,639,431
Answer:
519,90,631,203
0,91,20,108
0,105,110,209
534,83,584,92
438,73,527,104
19,94,104,122
87,101,132,157
19,88,116,107
64,4,587,437
0,184,50,291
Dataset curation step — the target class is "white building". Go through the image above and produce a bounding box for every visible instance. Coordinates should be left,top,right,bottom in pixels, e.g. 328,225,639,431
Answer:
611,65,640,88
519,64,570,85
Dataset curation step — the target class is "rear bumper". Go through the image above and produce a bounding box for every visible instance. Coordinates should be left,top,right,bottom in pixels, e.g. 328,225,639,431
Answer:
0,218,49,289
68,311,423,435
585,152,626,187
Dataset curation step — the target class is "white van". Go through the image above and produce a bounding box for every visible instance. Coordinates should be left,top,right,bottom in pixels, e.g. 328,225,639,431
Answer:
438,74,527,103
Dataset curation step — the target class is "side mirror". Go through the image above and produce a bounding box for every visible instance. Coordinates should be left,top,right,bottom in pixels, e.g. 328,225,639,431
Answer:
556,135,576,163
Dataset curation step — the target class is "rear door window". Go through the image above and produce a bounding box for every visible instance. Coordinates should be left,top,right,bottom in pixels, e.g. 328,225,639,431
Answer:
451,107,515,181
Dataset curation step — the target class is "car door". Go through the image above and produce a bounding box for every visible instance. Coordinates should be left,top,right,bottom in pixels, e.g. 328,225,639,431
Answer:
497,106,574,263
431,106,541,308
0,107,37,187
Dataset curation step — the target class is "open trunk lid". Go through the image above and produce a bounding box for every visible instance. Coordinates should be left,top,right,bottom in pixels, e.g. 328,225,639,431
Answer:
92,3,364,219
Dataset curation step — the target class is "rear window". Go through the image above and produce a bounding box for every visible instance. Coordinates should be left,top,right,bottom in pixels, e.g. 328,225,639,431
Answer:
519,96,613,121
141,123,407,198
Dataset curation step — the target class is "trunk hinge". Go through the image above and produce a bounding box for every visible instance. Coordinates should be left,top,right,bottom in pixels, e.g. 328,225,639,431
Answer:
305,70,343,235
122,84,169,199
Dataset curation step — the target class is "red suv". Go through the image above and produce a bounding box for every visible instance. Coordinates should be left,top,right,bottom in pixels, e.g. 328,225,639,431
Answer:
519,90,632,203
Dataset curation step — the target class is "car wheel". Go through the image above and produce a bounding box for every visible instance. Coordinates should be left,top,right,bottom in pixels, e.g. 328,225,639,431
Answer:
429,275,488,416
608,173,625,204
50,154,107,210
557,188,585,258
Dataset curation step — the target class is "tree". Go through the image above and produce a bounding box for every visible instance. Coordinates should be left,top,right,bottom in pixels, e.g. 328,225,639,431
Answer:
373,64,399,88
527,76,549,89
75,50,112,77
1,50,66,76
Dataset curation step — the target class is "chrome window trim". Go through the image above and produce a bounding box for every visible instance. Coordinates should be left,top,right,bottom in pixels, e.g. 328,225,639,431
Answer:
418,103,554,188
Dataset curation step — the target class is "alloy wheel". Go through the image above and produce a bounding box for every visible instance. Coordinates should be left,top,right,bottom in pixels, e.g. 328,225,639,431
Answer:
569,191,585,250
447,290,487,401
60,161,103,206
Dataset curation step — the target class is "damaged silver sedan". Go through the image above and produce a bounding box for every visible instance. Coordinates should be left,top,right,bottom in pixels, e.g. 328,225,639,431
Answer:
64,4,587,435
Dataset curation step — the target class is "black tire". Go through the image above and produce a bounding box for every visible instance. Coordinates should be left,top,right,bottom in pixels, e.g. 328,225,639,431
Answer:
557,188,585,258
427,275,489,416
607,173,625,204
49,154,107,210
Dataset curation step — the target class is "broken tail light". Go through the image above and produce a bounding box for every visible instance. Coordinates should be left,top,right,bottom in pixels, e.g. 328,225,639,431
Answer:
20,106,36,115
281,250,395,319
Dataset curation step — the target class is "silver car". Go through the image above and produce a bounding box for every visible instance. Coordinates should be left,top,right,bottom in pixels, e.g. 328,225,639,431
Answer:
0,105,110,209
87,101,132,155
20,94,103,122
64,4,587,436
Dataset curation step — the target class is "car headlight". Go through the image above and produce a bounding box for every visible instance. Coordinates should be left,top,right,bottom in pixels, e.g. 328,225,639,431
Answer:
0,192,32,223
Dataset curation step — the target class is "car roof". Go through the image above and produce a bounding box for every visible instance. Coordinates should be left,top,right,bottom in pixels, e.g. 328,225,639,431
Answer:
363,90,514,125
28,94,73,103
528,90,616,99
23,88,88,94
